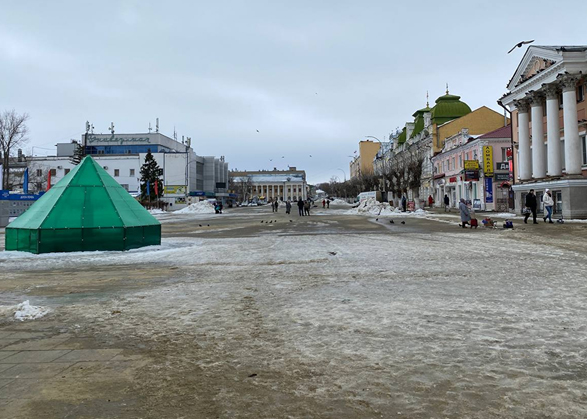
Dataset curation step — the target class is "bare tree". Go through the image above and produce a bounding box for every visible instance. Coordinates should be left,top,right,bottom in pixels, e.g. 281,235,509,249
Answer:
0,110,29,189
28,164,49,193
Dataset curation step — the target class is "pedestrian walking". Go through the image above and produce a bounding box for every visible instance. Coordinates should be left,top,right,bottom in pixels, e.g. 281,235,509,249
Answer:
459,198,471,228
322,199,326,208
428,195,434,208
271,200,275,212
274,200,279,212
304,200,311,216
401,195,407,212
297,198,305,216
543,189,554,224
326,199,330,208
444,194,450,212
524,189,538,224
285,200,292,214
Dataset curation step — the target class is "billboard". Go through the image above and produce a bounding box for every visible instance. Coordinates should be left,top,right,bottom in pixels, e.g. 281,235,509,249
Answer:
483,146,494,175
164,185,186,195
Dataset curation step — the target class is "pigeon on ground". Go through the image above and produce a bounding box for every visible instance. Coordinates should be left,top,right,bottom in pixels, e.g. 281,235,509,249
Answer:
376,218,379,221
289,220,293,222
269,221,272,224
390,220,394,224
401,221,405,224
328,251,337,256
261,221,264,223
207,224,210,227
199,224,202,227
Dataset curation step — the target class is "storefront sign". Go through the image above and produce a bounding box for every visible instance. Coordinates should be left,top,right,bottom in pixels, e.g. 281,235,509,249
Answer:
164,185,186,195
464,170,479,181
87,134,151,145
484,177,493,203
464,160,480,170
449,176,457,183
495,161,509,171
483,146,493,175
494,173,510,181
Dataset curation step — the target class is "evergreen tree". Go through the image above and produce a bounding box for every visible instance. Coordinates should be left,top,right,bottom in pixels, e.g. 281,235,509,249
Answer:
140,150,163,200
69,141,85,165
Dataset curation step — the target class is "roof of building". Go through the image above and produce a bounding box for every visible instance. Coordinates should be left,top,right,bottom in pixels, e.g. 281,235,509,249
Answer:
397,127,407,144
477,125,512,139
410,106,431,138
432,93,472,124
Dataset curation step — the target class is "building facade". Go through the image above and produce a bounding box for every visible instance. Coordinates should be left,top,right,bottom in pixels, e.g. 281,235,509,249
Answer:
230,168,308,202
26,132,229,207
432,126,512,211
500,45,587,218
349,140,381,179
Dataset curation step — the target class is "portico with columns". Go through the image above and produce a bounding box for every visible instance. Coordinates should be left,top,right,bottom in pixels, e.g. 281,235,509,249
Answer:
501,46,587,219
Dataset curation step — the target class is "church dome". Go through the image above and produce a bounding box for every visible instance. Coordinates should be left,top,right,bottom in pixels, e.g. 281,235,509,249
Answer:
431,92,471,125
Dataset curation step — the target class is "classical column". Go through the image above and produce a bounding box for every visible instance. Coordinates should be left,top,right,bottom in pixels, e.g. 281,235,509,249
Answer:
514,99,532,180
271,184,275,199
529,92,546,179
544,84,562,177
560,74,582,175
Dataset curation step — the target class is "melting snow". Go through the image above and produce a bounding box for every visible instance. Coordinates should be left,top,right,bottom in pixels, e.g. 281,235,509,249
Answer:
13,300,50,321
174,201,215,214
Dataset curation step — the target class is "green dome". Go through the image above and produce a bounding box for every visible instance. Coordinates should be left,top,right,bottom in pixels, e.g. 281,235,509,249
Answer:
410,106,431,138
397,127,407,144
431,93,471,125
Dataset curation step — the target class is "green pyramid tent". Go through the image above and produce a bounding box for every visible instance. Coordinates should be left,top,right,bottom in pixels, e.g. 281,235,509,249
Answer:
5,156,161,253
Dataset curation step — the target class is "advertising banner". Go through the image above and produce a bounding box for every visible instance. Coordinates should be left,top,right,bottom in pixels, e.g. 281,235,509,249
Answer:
164,185,186,195
464,170,479,181
484,177,493,203
464,160,480,170
483,146,494,175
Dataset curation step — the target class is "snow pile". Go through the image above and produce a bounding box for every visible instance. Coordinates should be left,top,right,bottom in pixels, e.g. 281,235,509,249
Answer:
329,198,352,206
174,201,215,214
494,213,518,218
148,208,167,215
345,198,394,215
13,300,50,321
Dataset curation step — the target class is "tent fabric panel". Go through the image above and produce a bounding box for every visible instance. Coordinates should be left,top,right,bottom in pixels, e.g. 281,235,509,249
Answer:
82,227,125,252
38,229,83,253
67,160,104,187
5,229,38,253
6,185,65,229
107,187,159,227
81,187,124,227
124,227,146,249
40,187,86,229
142,225,162,247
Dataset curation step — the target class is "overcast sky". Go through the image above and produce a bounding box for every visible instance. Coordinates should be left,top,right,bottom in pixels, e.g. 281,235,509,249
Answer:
1,0,585,184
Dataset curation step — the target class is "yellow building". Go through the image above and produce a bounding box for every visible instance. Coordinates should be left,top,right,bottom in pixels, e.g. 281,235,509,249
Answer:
349,140,381,179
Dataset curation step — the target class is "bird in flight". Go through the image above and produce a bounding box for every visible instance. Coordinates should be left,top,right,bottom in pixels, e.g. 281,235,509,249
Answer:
256,129,259,132
281,156,284,158
309,155,312,157
508,40,534,54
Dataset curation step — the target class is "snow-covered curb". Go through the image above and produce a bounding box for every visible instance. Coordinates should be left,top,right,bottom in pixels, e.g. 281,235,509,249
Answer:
345,198,429,217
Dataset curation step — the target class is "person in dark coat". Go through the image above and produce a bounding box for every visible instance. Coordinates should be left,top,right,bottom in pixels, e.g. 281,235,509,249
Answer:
285,200,292,214
401,195,407,212
297,198,305,216
444,194,450,212
524,189,538,224
459,198,471,228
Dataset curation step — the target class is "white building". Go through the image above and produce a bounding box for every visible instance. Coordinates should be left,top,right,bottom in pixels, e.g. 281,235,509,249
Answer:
27,132,230,207
230,168,308,202
500,45,587,218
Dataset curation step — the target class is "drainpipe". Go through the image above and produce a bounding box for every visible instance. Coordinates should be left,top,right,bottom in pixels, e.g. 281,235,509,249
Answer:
497,99,515,186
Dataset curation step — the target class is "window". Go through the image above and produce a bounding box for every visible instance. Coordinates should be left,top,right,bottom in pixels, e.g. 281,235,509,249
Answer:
577,84,585,103
582,135,587,165
555,191,562,214
50,169,56,176
114,169,119,177
36,169,42,176
121,184,129,191
64,169,70,175
130,169,135,176
458,155,462,169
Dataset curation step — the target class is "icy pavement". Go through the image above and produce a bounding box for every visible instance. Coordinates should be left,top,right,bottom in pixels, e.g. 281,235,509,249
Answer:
1,209,587,417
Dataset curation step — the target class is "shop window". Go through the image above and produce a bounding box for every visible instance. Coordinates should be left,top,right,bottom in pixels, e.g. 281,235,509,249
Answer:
582,135,587,165
577,84,585,103
50,169,56,176
554,191,562,214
